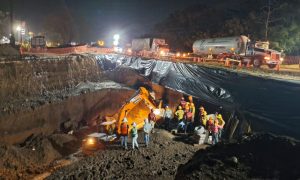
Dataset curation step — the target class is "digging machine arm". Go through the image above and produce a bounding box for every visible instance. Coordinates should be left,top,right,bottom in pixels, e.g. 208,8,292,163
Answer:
117,87,157,134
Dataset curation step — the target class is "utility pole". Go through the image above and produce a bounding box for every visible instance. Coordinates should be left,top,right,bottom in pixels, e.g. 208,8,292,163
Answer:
265,0,271,41
9,0,15,46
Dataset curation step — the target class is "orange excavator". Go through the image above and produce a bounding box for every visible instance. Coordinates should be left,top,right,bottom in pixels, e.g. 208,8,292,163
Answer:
82,87,163,153
116,87,162,134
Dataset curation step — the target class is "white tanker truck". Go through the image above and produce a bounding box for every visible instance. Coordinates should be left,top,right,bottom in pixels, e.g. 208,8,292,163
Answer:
192,35,283,68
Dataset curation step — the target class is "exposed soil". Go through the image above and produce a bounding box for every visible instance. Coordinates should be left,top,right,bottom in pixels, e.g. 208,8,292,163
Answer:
46,129,205,180
176,133,300,180
0,54,299,180
0,133,79,180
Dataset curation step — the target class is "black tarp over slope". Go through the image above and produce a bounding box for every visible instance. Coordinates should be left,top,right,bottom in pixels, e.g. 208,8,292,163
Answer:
95,54,300,139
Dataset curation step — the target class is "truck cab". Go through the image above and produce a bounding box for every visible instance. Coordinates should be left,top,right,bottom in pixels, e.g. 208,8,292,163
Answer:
245,41,283,68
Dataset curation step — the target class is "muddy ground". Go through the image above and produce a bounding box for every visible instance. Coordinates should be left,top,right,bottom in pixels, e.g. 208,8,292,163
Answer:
46,129,204,180
176,133,300,180
44,131,300,180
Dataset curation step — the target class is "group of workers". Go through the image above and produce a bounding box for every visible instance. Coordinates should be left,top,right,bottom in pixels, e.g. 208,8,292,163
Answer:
197,107,225,144
119,110,155,150
172,96,225,144
118,96,225,150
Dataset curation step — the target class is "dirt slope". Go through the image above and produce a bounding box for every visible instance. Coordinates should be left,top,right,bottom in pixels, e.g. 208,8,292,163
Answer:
176,133,300,180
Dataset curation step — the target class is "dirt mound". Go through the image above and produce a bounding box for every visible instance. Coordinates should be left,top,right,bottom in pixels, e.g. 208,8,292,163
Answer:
47,129,204,180
0,44,20,58
176,133,300,180
0,134,79,180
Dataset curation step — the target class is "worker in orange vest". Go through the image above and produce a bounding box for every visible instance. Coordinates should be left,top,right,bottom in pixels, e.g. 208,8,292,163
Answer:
120,118,129,150
148,109,156,133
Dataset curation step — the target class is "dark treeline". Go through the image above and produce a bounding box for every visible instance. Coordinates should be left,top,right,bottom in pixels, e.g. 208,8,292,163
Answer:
151,0,300,55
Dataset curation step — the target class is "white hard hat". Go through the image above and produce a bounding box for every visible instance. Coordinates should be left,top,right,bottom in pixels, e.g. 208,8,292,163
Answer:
132,122,137,127
123,118,128,122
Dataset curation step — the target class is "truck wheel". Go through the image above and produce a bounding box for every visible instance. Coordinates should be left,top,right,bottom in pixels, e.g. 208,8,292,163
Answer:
253,59,261,68
267,64,276,69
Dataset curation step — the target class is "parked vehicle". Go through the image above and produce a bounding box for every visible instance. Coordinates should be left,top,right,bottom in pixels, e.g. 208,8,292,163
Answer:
192,35,283,68
131,38,169,58
30,36,46,48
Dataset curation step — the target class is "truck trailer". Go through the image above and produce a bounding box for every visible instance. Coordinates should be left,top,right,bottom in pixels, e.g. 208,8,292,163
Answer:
192,35,283,68
131,38,169,58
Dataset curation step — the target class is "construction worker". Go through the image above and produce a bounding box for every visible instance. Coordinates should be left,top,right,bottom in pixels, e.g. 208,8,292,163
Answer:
188,95,193,103
143,118,152,147
164,105,173,130
184,102,195,133
185,102,190,112
212,120,222,145
175,106,185,133
120,118,129,150
184,103,192,133
207,117,214,132
190,103,196,122
148,109,156,132
175,106,184,122
131,122,139,149
180,97,186,108
205,116,214,144
215,112,225,139
199,106,208,127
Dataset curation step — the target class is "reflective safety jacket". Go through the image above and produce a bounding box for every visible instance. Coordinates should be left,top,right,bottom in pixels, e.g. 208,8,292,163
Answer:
217,114,225,128
200,111,208,126
131,127,138,137
120,122,129,136
175,109,184,120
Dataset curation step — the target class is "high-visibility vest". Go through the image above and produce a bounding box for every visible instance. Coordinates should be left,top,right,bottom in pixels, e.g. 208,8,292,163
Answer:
120,123,128,135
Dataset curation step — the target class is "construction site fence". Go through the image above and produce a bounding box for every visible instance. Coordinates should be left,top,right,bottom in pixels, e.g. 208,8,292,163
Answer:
283,56,300,65
22,46,113,55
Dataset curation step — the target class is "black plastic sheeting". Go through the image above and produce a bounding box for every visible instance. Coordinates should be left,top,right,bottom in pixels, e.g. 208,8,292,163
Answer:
95,54,300,139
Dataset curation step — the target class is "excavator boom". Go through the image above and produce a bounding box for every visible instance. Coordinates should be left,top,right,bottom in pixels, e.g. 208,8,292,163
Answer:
117,87,159,134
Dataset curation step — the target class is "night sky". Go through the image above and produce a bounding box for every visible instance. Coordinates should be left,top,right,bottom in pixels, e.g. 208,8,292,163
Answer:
1,0,203,43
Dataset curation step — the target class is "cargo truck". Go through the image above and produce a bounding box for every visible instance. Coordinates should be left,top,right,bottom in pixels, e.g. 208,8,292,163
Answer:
192,35,283,68
131,38,169,58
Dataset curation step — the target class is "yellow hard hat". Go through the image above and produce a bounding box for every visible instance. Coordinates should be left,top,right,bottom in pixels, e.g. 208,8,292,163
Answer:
178,106,182,110
217,114,222,119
